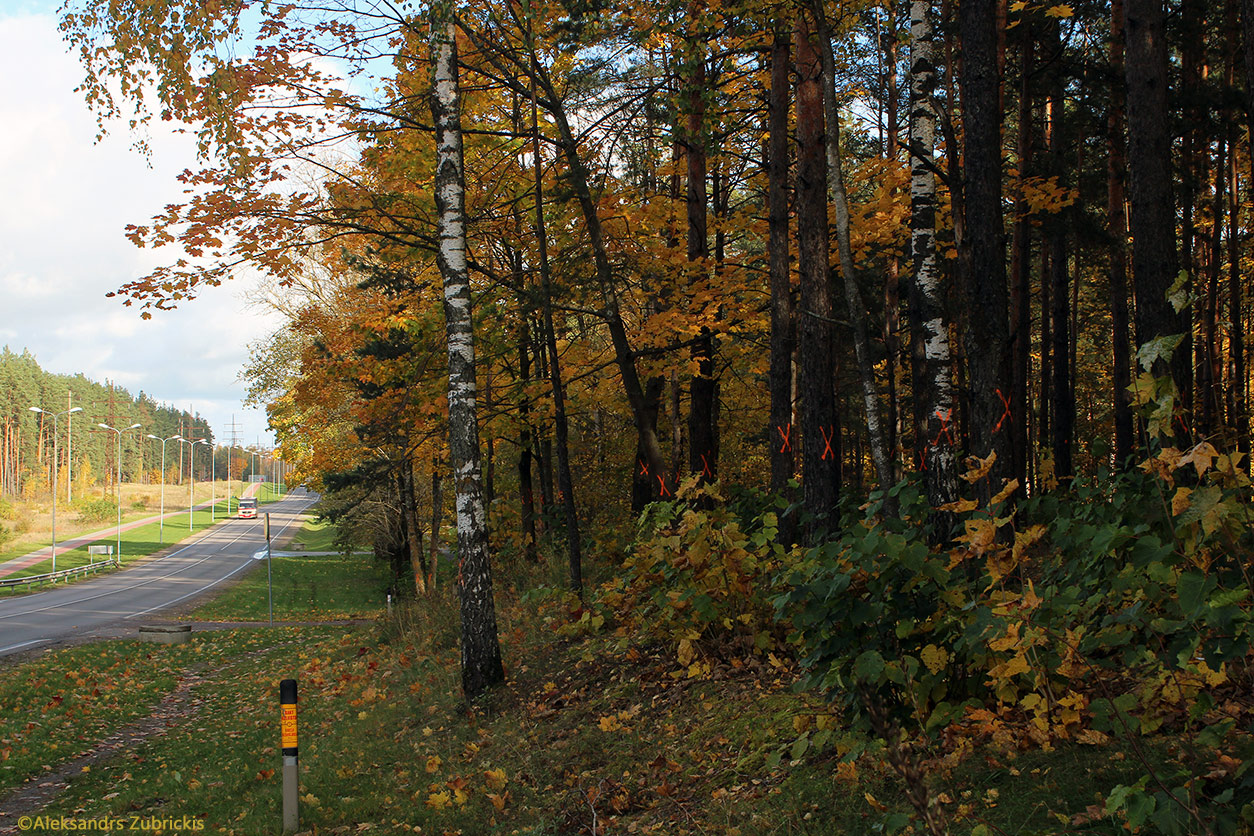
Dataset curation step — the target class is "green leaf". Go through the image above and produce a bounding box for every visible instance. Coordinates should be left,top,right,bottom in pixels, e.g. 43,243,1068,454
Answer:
853,650,886,683
1176,571,1209,617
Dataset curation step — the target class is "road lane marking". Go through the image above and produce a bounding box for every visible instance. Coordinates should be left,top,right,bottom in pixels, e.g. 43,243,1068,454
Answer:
125,559,258,618
0,639,49,654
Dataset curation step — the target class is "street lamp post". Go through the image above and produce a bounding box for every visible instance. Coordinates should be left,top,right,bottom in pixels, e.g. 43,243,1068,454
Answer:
207,443,218,523
98,422,141,561
29,405,83,573
189,439,209,532
147,433,182,545
232,445,247,514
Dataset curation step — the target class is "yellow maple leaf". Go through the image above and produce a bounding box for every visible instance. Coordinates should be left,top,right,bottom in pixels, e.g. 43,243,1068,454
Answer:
1045,4,1074,17
598,715,622,732
487,791,510,811
425,755,442,774
426,790,452,809
484,768,508,791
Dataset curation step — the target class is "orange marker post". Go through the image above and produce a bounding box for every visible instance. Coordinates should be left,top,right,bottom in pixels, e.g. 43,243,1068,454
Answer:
280,678,298,832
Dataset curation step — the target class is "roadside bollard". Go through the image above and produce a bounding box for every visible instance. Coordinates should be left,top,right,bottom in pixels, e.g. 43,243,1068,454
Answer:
387,593,392,615
280,678,299,833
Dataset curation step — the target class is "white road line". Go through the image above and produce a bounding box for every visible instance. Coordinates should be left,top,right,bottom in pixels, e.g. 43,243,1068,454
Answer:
125,560,257,618
0,639,48,654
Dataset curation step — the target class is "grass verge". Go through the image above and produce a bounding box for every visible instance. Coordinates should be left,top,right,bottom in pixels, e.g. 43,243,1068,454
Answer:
188,516,385,622
2,574,1195,835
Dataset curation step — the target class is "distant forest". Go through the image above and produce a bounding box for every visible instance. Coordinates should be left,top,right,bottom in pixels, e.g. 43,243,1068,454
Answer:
0,348,247,497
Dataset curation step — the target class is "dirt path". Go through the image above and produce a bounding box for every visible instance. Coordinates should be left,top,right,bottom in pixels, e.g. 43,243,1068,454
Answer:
0,667,211,833
0,626,343,827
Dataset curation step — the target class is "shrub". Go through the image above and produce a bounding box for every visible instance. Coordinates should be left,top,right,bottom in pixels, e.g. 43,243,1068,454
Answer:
76,497,117,524
605,480,798,669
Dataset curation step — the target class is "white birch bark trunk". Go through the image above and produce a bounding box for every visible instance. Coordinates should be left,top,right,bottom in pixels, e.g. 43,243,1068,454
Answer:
907,0,959,508
429,12,503,700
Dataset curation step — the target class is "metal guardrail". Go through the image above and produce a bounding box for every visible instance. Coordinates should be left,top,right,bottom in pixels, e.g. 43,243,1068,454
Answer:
0,557,120,590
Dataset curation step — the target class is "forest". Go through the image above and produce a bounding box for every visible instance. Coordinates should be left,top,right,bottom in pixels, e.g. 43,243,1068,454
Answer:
0,347,222,495
55,0,1254,831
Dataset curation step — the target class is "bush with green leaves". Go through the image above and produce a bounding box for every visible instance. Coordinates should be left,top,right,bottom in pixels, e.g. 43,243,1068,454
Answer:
75,496,117,523
776,455,1254,834
605,480,797,667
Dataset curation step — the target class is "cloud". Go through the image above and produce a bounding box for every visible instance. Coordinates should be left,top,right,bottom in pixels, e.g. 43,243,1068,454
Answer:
0,11,285,446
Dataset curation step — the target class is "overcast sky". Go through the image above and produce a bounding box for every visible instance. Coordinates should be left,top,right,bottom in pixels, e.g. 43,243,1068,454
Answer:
0,2,283,449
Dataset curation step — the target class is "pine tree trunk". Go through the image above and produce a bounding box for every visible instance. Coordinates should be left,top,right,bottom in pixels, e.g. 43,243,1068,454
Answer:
1125,0,1188,405
1045,20,1073,482
429,13,504,699
1109,0,1136,468
685,16,718,485
794,12,840,533
811,0,895,505
768,24,795,502
1010,14,1034,488
959,0,1014,498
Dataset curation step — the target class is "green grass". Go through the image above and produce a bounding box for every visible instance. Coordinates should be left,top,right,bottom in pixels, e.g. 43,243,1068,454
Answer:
7,604,1183,836
282,516,342,553
0,631,292,797
0,537,1235,835
189,517,386,622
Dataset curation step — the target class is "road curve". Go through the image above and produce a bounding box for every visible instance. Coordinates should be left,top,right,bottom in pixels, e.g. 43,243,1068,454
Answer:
0,490,319,658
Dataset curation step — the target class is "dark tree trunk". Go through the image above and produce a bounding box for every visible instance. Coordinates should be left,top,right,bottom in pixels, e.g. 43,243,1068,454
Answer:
794,12,840,532
515,294,539,561
1045,19,1073,482
768,24,795,501
959,0,1014,497
402,459,429,593
429,14,504,700
812,0,895,503
1010,11,1035,489
1125,0,1188,409
685,24,718,485
529,71,583,596
1108,0,1136,468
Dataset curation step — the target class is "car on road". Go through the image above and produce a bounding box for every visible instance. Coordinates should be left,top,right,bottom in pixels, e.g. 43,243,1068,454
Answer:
238,497,258,519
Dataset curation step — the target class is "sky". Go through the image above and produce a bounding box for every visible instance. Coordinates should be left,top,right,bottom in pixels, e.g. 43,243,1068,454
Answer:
0,2,282,449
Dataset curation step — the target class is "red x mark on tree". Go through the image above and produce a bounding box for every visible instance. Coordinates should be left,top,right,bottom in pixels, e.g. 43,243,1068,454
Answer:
638,459,649,477
993,388,1013,434
934,407,956,447
699,453,714,479
820,425,835,461
657,474,672,498
777,424,792,454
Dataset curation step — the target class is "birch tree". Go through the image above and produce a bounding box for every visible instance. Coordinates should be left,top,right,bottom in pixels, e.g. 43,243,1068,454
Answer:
906,0,958,509
430,8,504,700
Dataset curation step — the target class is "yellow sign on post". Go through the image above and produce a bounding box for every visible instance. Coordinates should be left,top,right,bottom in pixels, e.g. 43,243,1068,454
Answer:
281,704,297,749
280,678,299,833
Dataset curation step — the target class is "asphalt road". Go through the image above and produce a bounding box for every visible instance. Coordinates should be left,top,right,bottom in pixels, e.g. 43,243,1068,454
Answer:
0,489,319,658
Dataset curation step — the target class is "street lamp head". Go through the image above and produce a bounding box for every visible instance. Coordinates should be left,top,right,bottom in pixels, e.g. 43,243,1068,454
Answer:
127,423,142,430
29,406,43,414
147,434,159,440
68,407,83,414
